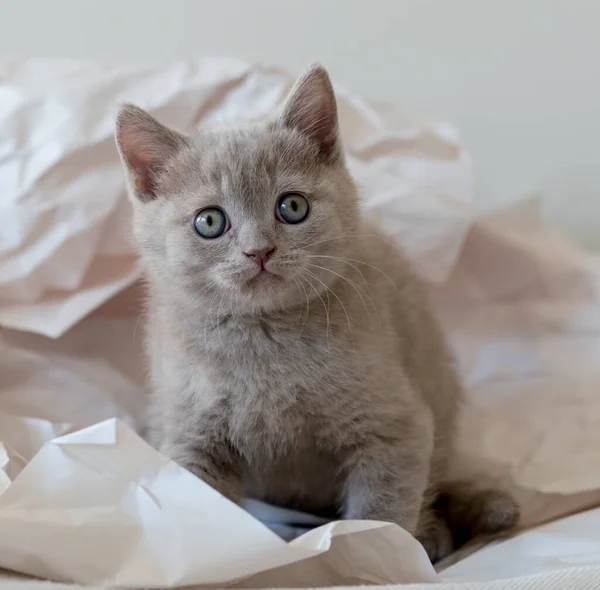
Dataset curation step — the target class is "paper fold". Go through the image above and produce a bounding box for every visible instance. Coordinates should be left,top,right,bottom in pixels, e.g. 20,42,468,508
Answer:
0,419,438,588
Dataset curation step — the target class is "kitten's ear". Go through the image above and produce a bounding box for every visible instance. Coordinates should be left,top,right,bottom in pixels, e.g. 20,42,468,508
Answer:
115,104,189,201
279,64,340,161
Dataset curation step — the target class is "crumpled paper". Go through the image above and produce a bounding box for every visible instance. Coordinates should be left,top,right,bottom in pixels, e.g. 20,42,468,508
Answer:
432,198,600,498
0,417,439,588
2,58,600,588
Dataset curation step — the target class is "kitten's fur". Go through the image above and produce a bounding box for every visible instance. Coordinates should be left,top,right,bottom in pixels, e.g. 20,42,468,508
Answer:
115,64,519,561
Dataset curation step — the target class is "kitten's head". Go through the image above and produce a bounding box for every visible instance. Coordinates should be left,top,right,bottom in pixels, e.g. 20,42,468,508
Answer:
116,64,360,314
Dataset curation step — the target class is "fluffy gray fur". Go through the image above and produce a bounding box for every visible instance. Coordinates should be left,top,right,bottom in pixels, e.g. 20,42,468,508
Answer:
115,64,519,562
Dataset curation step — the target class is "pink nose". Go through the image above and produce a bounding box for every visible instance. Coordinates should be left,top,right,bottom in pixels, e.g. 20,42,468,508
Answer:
244,246,275,269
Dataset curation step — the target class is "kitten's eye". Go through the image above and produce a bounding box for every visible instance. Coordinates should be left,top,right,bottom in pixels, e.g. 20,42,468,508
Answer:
276,193,309,224
193,207,229,239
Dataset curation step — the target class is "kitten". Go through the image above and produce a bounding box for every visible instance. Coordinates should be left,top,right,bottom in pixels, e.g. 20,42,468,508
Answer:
115,64,519,562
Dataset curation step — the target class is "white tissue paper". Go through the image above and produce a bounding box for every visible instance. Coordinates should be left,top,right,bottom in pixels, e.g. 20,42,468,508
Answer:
1,58,600,589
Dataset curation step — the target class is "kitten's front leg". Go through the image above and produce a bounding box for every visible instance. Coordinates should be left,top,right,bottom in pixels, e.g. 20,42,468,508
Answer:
342,412,434,535
153,412,243,503
163,440,243,502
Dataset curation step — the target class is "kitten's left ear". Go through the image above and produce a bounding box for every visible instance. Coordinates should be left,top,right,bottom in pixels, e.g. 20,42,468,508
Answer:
279,64,340,162
115,104,189,202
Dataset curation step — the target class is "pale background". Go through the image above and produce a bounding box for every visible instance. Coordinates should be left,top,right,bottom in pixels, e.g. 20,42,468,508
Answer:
1,0,599,247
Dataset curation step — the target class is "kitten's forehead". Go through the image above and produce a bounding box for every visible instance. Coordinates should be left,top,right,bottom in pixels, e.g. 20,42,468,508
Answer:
185,124,321,198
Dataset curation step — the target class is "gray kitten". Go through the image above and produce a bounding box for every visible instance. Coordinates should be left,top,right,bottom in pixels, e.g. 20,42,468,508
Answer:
115,64,519,562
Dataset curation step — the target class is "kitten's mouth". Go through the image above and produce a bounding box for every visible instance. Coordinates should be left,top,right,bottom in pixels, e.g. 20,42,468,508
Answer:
246,267,281,286
256,265,278,277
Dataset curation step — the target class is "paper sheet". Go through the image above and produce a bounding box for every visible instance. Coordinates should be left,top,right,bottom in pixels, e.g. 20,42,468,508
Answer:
432,199,600,498
1,59,600,588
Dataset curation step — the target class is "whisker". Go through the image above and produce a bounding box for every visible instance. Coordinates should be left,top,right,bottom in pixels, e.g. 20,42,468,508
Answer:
304,254,398,294
299,273,330,345
297,277,310,335
302,232,407,259
292,278,305,324
305,262,377,322
303,254,368,288
303,268,352,335
216,292,227,348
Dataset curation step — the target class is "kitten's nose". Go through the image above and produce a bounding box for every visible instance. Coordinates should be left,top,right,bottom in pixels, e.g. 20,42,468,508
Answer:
244,246,275,269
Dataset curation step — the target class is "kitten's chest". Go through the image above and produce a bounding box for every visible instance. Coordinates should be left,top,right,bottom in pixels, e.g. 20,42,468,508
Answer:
219,315,347,388
215,318,355,458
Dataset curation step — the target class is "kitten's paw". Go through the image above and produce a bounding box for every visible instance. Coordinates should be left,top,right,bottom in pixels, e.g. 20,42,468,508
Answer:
416,515,453,564
415,485,520,564
476,491,520,534
437,483,520,548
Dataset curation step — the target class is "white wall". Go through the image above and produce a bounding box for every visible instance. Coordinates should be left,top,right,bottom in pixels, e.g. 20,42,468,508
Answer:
2,0,599,247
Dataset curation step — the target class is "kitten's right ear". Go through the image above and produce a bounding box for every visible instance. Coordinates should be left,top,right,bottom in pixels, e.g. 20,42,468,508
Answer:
279,64,340,162
115,104,188,201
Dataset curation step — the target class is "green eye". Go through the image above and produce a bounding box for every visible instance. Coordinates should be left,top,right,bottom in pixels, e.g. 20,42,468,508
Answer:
276,193,309,224
193,207,229,239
